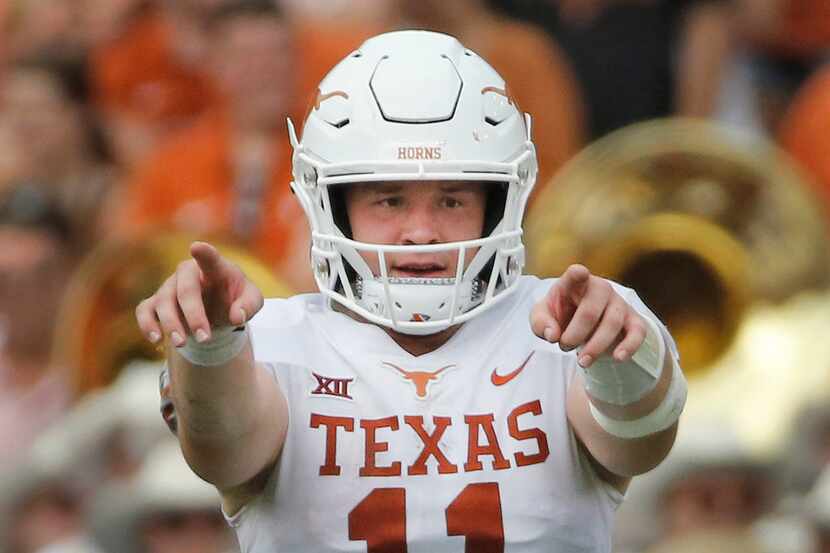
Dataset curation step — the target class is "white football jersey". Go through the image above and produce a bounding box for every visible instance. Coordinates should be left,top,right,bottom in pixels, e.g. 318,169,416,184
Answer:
223,276,669,553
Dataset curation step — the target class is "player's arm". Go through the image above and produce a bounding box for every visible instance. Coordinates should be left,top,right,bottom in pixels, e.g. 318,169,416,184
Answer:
530,265,686,490
136,242,288,515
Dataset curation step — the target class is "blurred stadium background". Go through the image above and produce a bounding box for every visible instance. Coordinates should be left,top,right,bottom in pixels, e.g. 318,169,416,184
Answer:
3,0,830,552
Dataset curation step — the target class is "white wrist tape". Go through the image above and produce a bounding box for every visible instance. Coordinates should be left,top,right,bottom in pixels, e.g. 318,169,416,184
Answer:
177,325,249,366
579,315,665,406
589,356,687,439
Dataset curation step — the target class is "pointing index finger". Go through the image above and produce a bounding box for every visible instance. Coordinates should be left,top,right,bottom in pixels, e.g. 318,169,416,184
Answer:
190,241,227,285
557,264,591,304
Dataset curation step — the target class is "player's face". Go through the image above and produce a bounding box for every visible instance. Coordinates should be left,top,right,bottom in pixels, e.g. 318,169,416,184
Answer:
345,180,487,278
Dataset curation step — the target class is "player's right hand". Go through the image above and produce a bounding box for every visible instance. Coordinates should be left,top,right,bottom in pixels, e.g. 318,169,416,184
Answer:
135,241,264,347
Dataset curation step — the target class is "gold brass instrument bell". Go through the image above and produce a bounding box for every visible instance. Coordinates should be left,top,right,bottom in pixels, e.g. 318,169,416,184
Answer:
525,118,830,458
51,233,293,400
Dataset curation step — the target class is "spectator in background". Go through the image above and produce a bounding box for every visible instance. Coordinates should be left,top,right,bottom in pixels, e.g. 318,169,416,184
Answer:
0,472,95,553
3,0,96,106
778,66,830,215
386,0,586,189
645,462,771,553
89,439,234,553
0,1,9,65
0,63,114,248
3,0,87,66
777,403,830,497
277,0,386,23
711,0,830,140
490,0,734,140
0,186,76,468
87,0,220,167
0,366,171,553
806,465,830,553
113,0,313,291
737,0,830,62
87,0,377,169
616,421,773,553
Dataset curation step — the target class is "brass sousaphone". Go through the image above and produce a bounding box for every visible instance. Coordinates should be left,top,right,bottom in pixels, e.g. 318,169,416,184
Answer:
525,118,830,458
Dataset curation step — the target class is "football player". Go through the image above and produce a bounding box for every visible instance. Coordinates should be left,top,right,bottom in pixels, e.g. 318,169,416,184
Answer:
136,30,686,552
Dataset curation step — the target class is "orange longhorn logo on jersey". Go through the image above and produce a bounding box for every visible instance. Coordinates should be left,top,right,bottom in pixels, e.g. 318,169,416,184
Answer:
383,362,455,399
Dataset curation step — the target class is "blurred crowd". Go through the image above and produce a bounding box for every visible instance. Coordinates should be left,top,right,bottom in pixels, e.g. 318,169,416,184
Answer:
2,0,830,552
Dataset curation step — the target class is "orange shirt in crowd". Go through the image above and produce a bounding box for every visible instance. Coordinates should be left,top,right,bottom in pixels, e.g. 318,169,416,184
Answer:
90,11,378,133
117,109,303,271
89,6,215,123
779,66,830,211
463,19,586,194
0,1,8,65
757,0,830,59
110,16,379,289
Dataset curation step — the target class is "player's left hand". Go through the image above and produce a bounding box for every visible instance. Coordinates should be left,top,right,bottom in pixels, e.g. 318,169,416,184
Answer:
530,264,648,368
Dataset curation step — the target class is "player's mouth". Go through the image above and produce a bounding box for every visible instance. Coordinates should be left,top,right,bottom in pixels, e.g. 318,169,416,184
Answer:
390,262,449,279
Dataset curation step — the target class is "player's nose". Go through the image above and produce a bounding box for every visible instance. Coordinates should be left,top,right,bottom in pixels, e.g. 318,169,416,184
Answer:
400,203,441,245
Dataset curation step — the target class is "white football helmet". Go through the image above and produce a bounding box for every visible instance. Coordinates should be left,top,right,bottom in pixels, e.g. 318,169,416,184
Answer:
288,30,538,335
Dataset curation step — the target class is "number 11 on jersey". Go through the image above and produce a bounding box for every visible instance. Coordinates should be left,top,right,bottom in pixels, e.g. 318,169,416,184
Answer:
348,482,505,553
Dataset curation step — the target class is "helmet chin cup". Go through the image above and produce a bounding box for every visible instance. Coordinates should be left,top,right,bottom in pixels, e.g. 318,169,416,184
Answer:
290,30,538,334
357,277,483,334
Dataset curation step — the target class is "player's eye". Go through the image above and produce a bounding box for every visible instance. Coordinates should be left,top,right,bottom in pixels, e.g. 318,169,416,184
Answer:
378,196,403,208
441,196,463,209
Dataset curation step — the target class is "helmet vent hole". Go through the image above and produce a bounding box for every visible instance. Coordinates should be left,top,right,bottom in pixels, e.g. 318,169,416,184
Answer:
394,302,402,309
438,302,446,310
329,118,350,129
352,51,363,58
485,116,501,127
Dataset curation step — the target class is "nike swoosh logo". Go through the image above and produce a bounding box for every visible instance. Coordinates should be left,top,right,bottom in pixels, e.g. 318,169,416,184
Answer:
491,351,535,386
